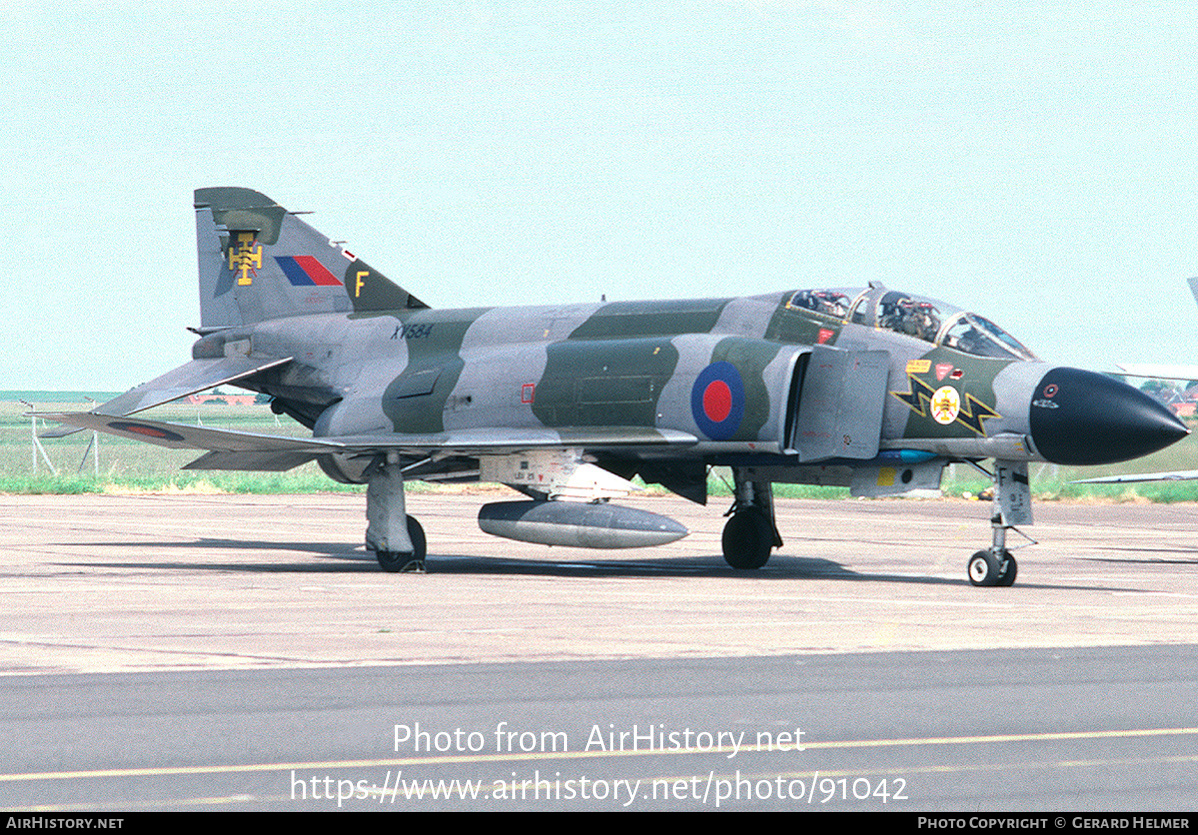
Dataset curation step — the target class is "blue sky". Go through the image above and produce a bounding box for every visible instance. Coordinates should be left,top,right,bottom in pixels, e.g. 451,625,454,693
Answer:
4,1,1197,390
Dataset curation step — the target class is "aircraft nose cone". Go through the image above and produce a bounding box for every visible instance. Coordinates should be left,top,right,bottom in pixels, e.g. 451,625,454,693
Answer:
1028,367,1189,465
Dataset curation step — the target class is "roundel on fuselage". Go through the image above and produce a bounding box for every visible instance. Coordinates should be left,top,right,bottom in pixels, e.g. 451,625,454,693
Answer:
691,361,745,440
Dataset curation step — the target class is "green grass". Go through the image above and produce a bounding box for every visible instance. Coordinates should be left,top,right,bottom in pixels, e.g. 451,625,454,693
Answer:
5,397,1198,502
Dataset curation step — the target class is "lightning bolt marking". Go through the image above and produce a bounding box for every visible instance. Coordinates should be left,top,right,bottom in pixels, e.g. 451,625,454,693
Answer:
891,374,936,418
891,374,1001,436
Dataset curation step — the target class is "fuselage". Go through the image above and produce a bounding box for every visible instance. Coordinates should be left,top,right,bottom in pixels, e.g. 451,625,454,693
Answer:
192,285,1185,472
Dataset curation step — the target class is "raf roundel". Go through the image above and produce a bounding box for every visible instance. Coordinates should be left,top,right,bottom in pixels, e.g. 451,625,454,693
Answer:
109,421,186,442
691,361,746,440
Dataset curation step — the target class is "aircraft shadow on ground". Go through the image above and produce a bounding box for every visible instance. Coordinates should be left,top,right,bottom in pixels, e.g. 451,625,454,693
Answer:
1086,555,1198,566
58,536,1157,591
62,536,984,585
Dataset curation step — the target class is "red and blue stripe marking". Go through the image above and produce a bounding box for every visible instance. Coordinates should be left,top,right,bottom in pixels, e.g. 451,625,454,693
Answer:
691,361,745,440
274,256,344,287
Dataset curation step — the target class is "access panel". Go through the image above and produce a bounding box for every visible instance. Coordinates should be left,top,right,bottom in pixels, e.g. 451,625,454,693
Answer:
791,344,890,462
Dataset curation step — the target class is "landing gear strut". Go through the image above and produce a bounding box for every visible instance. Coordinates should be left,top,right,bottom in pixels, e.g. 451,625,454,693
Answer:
721,470,783,570
367,454,427,573
966,459,1032,587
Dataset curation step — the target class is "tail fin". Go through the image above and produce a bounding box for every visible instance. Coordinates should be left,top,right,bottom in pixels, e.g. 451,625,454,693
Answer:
194,187,427,329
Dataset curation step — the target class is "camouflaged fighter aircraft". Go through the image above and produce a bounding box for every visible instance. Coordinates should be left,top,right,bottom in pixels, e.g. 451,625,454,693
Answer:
41,187,1189,586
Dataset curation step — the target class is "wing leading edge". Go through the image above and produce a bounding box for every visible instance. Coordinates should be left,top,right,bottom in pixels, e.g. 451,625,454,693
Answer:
35,411,700,472
1073,470,1198,484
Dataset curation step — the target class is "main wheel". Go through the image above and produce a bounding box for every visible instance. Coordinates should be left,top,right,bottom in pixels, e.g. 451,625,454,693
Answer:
721,509,774,570
376,516,427,572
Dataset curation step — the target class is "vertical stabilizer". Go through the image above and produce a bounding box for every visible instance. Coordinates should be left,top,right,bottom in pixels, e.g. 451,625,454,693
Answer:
195,187,427,328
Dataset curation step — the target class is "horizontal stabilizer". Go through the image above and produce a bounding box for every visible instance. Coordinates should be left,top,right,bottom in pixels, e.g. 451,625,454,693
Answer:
95,356,292,416
38,412,327,454
39,423,93,440
39,356,292,439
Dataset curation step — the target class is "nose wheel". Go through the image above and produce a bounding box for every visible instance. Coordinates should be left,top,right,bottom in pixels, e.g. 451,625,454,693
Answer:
968,548,1017,587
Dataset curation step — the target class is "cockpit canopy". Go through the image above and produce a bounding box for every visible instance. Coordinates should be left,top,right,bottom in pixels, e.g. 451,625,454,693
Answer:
785,286,1038,362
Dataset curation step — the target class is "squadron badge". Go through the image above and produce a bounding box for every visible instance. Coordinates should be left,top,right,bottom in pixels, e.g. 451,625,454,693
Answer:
930,386,961,425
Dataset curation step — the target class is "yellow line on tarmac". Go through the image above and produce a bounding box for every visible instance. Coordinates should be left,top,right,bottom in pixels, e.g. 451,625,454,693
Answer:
4,726,1197,783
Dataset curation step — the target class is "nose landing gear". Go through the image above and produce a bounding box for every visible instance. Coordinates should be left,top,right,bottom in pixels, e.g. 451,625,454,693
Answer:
966,460,1034,587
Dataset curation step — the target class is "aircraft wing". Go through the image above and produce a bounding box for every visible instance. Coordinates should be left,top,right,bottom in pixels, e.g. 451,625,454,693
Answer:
39,356,292,438
1115,363,1198,380
36,412,699,472
1112,278,1198,380
1073,470,1198,484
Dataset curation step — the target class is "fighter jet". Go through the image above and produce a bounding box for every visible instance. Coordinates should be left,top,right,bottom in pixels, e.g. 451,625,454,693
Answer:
39,188,1188,586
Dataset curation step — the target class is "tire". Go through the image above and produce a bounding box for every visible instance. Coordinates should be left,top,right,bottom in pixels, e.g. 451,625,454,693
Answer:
376,516,427,572
995,551,1018,587
722,510,773,570
967,550,1000,587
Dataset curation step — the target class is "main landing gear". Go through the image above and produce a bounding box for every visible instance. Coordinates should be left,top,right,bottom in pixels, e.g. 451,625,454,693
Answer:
376,516,427,573
721,470,783,570
966,459,1034,587
366,454,427,573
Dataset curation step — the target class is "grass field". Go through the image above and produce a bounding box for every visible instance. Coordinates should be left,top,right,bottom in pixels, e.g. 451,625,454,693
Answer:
4,394,1198,502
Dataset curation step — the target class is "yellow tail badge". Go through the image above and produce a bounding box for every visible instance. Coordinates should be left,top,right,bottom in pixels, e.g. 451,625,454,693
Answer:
227,232,263,286
892,373,1000,435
